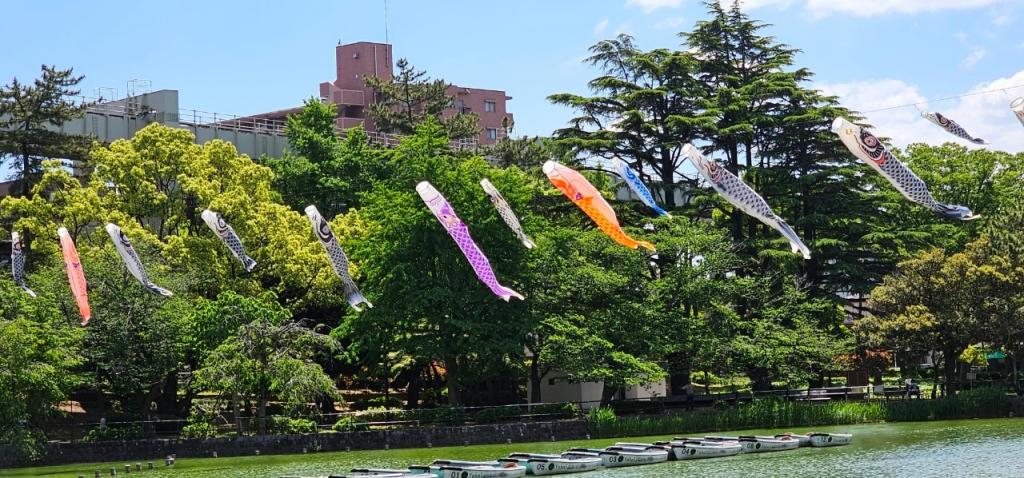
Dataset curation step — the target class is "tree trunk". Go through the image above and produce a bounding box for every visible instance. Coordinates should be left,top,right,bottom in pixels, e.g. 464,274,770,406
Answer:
157,372,179,415
600,383,619,407
529,353,543,404
445,355,462,406
943,347,958,396
931,353,941,399
21,146,32,198
257,396,268,435
232,392,243,437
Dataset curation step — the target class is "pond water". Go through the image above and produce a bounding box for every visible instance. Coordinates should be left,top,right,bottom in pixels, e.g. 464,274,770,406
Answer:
4,418,1023,478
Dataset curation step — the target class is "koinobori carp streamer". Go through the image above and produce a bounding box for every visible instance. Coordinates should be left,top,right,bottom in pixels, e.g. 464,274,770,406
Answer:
831,117,979,221
105,223,173,297
305,205,373,311
58,227,91,325
613,157,671,217
682,144,811,259
417,181,524,302
1012,97,1024,128
201,209,257,272
543,161,655,252
11,232,36,297
480,178,536,249
920,111,985,144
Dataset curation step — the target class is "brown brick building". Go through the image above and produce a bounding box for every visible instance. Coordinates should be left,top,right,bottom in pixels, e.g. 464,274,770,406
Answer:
251,41,513,145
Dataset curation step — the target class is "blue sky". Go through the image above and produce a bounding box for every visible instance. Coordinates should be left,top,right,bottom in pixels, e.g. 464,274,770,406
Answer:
4,0,1024,152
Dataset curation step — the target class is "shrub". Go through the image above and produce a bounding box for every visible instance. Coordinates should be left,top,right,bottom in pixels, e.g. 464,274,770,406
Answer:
266,417,317,435
350,396,405,411
332,415,370,432
0,428,47,464
82,423,143,442
180,422,217,439
585,407,618,436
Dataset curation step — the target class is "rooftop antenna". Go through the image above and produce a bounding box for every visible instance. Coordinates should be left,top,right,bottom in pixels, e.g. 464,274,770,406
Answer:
384,0,389,44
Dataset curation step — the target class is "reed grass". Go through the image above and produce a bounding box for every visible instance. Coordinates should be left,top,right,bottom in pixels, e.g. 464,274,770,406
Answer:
588,387,1014,438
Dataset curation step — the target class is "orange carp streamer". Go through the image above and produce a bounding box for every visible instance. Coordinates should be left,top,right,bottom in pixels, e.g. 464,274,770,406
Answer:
543,161,655,252
58,227,91,325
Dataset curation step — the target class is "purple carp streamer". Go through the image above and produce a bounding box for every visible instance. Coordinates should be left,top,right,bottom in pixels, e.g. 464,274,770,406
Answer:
831,117,979,221
201,209,257,272
1012,97,1024,128
11,232,36,297
682,144,811,259
417,181,524,302
104,223,173,297
613,157,671,217
480,178,536,249
304,205,372,311
921,111,985,144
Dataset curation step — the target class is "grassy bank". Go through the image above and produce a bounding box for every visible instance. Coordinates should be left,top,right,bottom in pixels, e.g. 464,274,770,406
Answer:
588,387,1015,438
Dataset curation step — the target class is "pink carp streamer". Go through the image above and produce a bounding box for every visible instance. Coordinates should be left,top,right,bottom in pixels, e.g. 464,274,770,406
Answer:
58,227,91,325
417,181,524,302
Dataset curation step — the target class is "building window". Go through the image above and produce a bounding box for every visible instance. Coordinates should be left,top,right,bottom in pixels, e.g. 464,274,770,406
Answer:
484,100,496,113
486,128,498,140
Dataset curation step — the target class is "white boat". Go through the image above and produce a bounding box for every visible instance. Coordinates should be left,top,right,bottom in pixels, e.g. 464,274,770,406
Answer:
613,442,675,460
367,462,523,478
774,433,812,447
704,435,799,453
506,453,603,475
808,432,853,447
347,470,427,477
568,446,669,467
657,440,743,460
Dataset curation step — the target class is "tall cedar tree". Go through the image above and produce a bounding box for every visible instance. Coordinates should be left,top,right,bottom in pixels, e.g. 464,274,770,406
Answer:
548,35,708,209
0,65,92,198
364,59,479,141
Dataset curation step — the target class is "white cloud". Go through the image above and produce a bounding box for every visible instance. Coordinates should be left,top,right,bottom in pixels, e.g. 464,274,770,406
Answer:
594,18,610,36
961,47,987,69
817,70,1024,153
991,13,1012,26
654,15,688,29
625,0,684,13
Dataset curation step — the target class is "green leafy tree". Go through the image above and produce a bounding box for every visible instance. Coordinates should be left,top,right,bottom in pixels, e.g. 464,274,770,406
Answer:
0,65,92,197
549,34,706,209
348,119,532,405
364,59,479,140
0,284,82,462
268,99,391,217
193,292,339,435
863,244,1005,394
